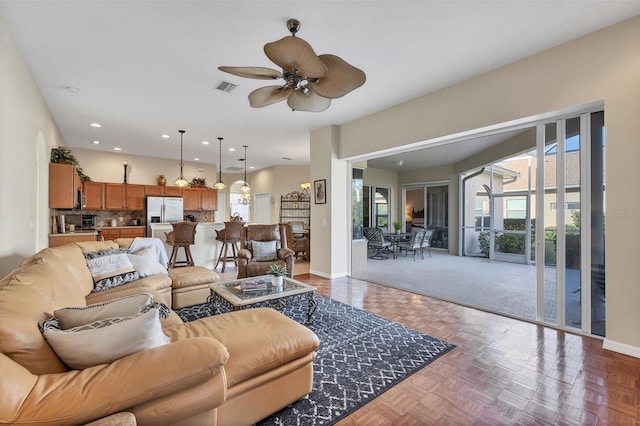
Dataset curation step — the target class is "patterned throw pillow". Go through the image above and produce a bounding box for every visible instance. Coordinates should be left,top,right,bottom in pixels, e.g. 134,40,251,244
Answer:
54,293,153,329
40,302,171,370
84,248,139,292
251,240,278,261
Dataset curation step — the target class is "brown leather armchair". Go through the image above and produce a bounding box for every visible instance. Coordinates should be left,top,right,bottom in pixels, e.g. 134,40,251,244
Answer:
237,224,294,279
283,222,310,261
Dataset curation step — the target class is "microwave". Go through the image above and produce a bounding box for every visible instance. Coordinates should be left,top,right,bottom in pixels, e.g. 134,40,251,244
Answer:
66,214,96,230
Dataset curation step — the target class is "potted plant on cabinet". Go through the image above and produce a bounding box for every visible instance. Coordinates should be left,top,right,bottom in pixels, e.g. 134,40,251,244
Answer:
269,264,287,290
50,147,91,181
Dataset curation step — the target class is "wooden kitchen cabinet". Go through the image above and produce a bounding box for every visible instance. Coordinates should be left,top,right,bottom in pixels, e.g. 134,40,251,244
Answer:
104,184,125,210
125,184,146,210
163,186,183,197
182,188,201,211
83,181,104,210
49,163,82,209
200,188,218,211
144,185,164,196
99,227,145,241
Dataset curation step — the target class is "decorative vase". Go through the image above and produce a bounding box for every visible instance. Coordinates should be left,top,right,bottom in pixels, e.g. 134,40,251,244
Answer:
395,229,401,234
272,276,283,290
157,175,166,186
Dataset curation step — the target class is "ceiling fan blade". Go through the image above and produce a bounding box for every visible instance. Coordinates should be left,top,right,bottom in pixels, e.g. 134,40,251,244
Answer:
287,89,331,112
218,66,283,80
309,54,366,99
264,36,328,78
248,86,293,108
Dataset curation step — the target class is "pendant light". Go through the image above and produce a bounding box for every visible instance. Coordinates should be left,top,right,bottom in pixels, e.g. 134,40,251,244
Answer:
213,137,226,190
174,130,188,187
240,145,251,196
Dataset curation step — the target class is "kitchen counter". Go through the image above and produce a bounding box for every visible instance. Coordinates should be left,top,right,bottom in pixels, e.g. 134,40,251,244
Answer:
95,226,146,230
150,222,224,269
49,230,99,237
48,231,99,248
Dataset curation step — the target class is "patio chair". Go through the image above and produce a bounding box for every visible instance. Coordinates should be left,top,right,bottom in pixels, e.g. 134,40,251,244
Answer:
363,227,392,260
421,229,434,258
398,228,426,260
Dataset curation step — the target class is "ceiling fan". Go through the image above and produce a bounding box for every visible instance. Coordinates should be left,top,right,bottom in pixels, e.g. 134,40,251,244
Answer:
219,18,366,112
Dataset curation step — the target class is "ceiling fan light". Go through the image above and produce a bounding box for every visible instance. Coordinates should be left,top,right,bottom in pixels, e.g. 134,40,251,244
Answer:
287,89,331,112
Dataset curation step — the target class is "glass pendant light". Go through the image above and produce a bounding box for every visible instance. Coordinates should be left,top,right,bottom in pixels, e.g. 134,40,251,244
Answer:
240,145,251,195
174,130,188,187
213,137,226,190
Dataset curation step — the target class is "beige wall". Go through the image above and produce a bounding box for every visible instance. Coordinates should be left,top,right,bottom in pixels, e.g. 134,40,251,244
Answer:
333,17,640,354
0,18,66,275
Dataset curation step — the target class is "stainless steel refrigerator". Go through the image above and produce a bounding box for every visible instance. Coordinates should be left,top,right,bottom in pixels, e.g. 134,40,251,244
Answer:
146,196,184,236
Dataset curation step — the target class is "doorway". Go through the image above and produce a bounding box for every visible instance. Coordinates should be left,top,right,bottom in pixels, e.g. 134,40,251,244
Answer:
404,184,449,250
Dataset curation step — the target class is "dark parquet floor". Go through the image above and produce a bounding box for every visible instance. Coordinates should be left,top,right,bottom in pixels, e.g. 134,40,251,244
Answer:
294,274,640,425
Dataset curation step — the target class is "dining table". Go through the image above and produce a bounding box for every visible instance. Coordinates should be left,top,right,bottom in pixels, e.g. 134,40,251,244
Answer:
383,232,411,259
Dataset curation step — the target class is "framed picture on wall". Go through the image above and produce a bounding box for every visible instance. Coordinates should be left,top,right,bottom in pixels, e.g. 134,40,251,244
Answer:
314,179,326,204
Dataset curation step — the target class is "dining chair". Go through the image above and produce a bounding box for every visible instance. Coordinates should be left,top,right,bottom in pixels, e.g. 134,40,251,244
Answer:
397,228,426,260
421,229,434,258
363,227,392,260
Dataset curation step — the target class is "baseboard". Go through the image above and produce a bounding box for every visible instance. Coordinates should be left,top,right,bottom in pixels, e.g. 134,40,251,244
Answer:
603,338,640,358
309,269,348,279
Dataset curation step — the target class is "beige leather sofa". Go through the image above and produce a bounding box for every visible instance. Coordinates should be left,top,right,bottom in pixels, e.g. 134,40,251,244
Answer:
0,241,319,425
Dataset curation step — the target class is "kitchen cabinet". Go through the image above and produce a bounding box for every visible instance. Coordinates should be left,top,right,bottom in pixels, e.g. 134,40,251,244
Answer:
201,188,218,211
49,163,82,209
49,232,98,248
83,181,104,210
183,188,201,211
125,184,146,210
99,227,145,241
104,184,145,210
104,184,125,210
183,188,218,211
145,185,164,196
163,186,183,197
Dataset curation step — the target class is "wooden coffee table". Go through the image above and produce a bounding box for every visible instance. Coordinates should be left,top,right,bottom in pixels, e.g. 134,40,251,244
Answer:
208,275,318,323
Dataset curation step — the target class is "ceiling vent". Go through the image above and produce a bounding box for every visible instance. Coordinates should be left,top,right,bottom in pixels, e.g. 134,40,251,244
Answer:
225,166,243,172
216,80,237,93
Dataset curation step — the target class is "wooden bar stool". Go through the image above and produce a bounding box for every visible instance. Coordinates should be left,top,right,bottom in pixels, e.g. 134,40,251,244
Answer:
165,221,197,268
214,221,243,272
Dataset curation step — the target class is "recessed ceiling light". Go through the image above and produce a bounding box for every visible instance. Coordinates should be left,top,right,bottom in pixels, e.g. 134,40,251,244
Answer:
194,157,200,161
92,140,100,145
113,147,122,151
250,166,255,169
229,148,235,152
202,141,209,145
161,134,170,139
90,122,101,128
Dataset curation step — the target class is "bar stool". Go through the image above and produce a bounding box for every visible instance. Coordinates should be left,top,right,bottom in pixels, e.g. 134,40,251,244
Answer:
165,221,197,268
214,221,243,272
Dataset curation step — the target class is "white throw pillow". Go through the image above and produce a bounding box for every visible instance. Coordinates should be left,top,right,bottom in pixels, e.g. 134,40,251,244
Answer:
54,293,153,329
41,306,170,370
127,246,168,277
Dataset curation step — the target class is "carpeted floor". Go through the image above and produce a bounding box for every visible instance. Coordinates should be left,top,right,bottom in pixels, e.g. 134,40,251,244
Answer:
176,295,455,426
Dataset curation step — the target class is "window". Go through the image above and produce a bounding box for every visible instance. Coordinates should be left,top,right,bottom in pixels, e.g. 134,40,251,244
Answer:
506,198,527,219
550,202,581,211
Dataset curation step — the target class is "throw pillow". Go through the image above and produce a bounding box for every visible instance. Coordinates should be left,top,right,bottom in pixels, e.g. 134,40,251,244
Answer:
251,240,278,261
127,246,168,278
84,248,139,292
40,304,170,370
54,293,153,329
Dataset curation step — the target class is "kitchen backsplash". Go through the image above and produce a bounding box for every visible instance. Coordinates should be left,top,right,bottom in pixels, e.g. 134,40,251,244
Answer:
52,209,214,228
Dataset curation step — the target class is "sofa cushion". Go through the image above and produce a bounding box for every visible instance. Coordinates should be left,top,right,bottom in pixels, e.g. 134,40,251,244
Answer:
169,266,219,289
41,303,170,370
251,240,278,261
84,248,139,292
127,246,168,278
163,308,319,388
55,293,153,329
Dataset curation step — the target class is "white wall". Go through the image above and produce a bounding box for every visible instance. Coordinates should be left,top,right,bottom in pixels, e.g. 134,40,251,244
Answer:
0,18,65,276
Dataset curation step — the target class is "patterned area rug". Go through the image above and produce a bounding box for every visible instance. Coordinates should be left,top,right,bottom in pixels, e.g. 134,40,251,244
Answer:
175,295,456,426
